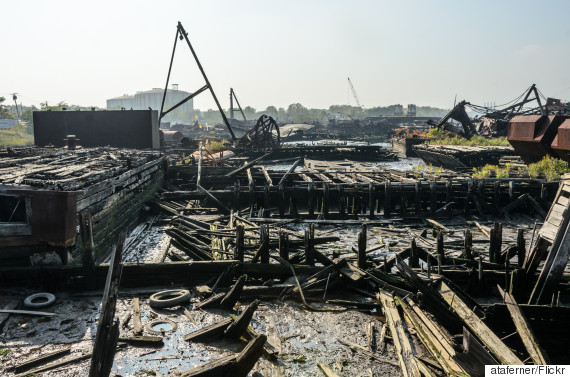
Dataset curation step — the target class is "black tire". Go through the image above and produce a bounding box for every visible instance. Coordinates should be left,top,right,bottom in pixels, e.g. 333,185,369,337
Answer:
149,289,190,308
23,293,56,309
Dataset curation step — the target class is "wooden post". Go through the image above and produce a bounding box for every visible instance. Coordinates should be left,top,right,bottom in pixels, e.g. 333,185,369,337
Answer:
508,180,514,202
399,182,406,217
89,233,125,377
414,181,421,215
308,183,315,216
437,254,442,275
278,184,285,217
446,180,453,217
410,238,419,268
493,180,500,208
235,225,244,262
279,231,289,261
197,142,202,187
339,185,346,217
430,180,437,216
517,228,525,268
384,180,391,218
494,222,502,263
358,224,367,269
436,230,444,262
368,182,374,219
489,228,497,263
323,183,330,218
260,224,269,264
505,257,510,291
79,209,96,290
305,224,315,265
464,229,473,260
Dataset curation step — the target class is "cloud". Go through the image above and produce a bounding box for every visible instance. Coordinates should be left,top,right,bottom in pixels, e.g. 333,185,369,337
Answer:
516,44,540,56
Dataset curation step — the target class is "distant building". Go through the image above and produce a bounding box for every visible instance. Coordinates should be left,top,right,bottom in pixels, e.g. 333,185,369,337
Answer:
0,119,18,129
106,85,193,121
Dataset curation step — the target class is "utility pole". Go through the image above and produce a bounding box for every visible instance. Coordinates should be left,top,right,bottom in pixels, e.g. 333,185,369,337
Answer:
11,93,20,120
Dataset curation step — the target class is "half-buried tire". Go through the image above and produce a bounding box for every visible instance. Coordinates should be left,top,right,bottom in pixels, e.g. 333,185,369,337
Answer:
23,293,56,309
149,289,190,309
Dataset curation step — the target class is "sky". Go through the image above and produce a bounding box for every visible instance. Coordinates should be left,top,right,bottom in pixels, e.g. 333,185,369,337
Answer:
2,0,570,111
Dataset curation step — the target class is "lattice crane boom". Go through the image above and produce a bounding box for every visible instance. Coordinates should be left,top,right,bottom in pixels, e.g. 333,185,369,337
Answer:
348,77,362,108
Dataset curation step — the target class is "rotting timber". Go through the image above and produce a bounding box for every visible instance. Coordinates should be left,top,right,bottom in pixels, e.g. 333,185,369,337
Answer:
3,26,570,377
2,145,570,375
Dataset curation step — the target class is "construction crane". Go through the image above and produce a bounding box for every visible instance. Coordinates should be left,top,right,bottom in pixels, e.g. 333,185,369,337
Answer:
348,77,362,108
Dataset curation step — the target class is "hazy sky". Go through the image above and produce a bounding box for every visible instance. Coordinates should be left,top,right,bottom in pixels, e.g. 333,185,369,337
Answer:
2,0,570,111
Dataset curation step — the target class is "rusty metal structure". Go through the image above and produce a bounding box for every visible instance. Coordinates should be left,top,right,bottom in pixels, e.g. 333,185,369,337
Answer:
508,114,570,164
431,84,552,138
159,22,280,149
238,115,280,150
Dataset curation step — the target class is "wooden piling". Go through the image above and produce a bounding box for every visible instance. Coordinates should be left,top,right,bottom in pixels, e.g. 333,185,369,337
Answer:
516,228,525,268
260,225,270,264
323,182,330,218
464,229,473,260
279,231,289,261
79,209,96,290
368,182,374,219
436,230,444,262
410,238,419,268
384,180,391,217
235,225,244,262
305,224,315,265
358,224,367,269
308,182,315,216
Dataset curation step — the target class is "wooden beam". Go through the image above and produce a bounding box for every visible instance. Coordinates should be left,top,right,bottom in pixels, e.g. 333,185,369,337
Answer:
378,290,421,377
498,286,550,365
437,281,523,365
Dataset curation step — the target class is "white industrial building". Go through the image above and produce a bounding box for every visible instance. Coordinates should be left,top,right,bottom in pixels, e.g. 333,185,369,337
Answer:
106,85,193,121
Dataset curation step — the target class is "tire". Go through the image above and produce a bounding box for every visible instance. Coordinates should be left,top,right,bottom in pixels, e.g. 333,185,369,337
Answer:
23,293,56,309
149,289,190,308
145,319,177,334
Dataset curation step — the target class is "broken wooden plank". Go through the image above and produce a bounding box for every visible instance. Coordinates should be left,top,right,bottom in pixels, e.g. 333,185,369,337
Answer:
316,360,341,377
132,297,142,336
183,318,233,342
11,347,71,374
0,309,55,316
225,153,270,177
498,286,550,365
437,281,523,365
378,290,421,377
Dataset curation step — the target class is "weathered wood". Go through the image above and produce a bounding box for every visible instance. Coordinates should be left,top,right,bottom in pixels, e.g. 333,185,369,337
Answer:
225,153,270,177
180,354,237,377
11,347,71,374
358,224,367,269
220,275,247,310
132,297,142,335
197,184,231,215
197,142,203,186
278,231,289,260
398,296,468,376
0,308,55,316
497,286,550,365
516,228,525,268
118,336,164,346
235,225,244,262
195,292,226,310
89,233,125,377
233,334,267,377
366,321,376,352
224,299,260,338
437,281,523,365
278,158,303,186
183,318,233,342
338,338,400,367
316,360,341,377
378,323,387,352
378,290,421,376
